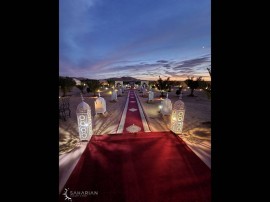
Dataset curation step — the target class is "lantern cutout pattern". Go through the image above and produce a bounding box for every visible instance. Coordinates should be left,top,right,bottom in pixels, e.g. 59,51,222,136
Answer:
170,99,185,134
76,94,93,141
94,94,107,115
160,93,172,116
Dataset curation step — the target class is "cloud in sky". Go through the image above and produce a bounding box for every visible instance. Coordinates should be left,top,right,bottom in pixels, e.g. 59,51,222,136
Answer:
60,0,211,80
157,60,169,63
173,56,210,70
60,54,211,80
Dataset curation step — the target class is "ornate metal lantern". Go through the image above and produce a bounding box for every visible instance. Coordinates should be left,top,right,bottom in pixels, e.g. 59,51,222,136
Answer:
160,93,172,116
76,95,93,141
170,99,185,134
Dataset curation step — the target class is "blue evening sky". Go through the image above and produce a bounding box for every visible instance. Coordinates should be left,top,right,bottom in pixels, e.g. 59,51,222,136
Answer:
60,0,211,81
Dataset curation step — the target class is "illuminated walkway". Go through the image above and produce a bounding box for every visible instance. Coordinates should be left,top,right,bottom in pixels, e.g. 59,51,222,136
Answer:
116,89,150,133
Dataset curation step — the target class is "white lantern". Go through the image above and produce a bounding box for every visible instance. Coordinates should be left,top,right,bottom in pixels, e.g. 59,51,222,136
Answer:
94,96,107,115
111,90,118,101
76,95,93,141
117,88,122,96
148,91,154,102
160,93,172,116
170,99,185,134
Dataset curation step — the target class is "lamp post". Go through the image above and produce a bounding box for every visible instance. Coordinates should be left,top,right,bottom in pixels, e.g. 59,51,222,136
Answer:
76,94,93,141
170,98,185,134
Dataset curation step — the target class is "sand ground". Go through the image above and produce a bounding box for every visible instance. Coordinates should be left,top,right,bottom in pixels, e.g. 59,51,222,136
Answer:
59,86,211,193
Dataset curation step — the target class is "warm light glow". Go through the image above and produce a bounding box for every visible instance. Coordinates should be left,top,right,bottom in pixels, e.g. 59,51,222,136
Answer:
159,105,162,109
170,100,185,134
105,87,108,90
76,101,93,141
109,91,112,94
160,97,172,116
94,96,107,115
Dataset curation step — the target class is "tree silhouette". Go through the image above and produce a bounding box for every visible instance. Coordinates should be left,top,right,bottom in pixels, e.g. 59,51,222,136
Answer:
185,76,202,97
106,79,115,88
207,67,211,77
84,79,100,96
155,76,170,97
204,67,211,98
59,76,76,97
176,86,183,97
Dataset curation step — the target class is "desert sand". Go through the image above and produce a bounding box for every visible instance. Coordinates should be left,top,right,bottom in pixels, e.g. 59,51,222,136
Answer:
59,86,211,193
59,86,210,153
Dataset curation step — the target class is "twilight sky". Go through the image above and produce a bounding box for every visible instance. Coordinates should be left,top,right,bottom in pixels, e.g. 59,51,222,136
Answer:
59,0,211,81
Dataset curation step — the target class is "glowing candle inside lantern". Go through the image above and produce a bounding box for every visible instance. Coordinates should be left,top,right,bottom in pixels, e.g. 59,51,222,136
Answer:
76,94,93,141
170,99,185,134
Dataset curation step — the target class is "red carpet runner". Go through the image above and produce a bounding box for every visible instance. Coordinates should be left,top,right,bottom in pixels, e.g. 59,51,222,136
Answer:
59,132,211,202
123,90,144,133
117,89,150,134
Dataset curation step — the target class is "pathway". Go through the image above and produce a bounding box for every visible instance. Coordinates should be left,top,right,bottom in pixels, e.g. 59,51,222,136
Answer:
116,89,150,133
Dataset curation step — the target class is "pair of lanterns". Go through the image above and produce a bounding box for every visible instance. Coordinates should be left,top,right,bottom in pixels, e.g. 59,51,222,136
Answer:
75,93,185,140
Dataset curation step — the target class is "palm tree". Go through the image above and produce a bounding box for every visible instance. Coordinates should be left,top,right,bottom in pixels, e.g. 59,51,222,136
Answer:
207,67,211,77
